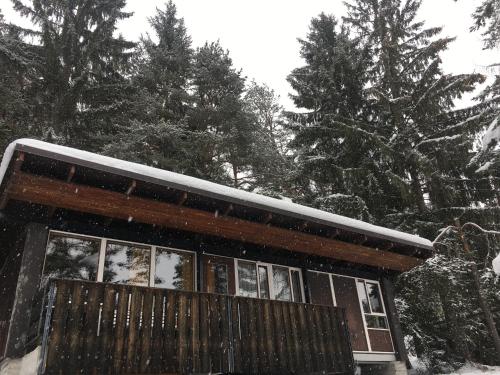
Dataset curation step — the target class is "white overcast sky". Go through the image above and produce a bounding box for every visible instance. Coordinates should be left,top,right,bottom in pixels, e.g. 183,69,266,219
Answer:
2,0,498,109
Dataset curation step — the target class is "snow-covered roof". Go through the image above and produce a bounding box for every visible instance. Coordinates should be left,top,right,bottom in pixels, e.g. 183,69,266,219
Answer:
0,139,433,250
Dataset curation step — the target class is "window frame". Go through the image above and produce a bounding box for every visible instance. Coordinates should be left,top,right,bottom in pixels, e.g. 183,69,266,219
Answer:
42,231,103,283
234,258,305,303
306,269,394,354
45,230,197,291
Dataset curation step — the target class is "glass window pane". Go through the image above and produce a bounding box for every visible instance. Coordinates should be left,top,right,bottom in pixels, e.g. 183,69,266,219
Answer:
356,280,371,313
154,248,194,291
104,242,150,286
238,261,258,298
366,282,384,313
366,315,388,329
43,234,100,281
291,270,303,303
258,265,270,299
212,263,229,294
273,266,292,301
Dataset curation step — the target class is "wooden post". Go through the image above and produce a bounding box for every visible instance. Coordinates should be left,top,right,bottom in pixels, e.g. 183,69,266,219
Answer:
5,223,49,358
381,276,410,367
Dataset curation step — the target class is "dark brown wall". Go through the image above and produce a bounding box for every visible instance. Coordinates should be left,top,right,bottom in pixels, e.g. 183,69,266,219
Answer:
368,330,394,352
332,275,369,352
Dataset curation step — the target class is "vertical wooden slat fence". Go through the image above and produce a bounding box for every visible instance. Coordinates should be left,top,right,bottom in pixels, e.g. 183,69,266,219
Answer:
40,279,354,374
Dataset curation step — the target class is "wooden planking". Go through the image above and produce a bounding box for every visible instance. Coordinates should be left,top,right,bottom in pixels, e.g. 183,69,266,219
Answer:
7,172,422,272
42,279,354,374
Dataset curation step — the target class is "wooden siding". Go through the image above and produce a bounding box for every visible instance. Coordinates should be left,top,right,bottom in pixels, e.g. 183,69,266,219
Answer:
39,279,354,375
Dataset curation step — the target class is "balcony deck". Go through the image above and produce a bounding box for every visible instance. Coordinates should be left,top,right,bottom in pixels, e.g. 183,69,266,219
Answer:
36,279,354,374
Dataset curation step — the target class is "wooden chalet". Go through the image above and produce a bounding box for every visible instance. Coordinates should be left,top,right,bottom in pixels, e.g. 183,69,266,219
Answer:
0,139,433,375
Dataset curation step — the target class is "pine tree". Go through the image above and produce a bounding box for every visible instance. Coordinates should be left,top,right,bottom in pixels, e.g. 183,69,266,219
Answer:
135,1,193,122
286,13,379,219
188,41,256,186
10,0,136,150
104,2,194,173
0,8,39,154
288,1,500,368
469,0,500,182
242,81,291,195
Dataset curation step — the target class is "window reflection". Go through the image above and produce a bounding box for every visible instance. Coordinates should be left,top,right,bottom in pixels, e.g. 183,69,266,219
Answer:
365,315,388,329
155,248,194,291
104,242,150,286
238,261,258,297
212,263,228,294
273,266,292,301
43,234,100,281
356,280,371,313
367,282,384,313
357,280,389,329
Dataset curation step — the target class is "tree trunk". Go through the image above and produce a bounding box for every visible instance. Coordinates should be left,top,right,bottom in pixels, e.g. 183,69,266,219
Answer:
456,219,500,361
410,167,426,213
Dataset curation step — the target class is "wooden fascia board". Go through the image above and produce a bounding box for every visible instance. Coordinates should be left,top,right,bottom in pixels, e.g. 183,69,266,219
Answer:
5,172,423,271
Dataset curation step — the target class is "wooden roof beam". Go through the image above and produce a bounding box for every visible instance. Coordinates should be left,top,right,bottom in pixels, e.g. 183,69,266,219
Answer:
48,165,76,217
5,171,424,272
105,179,137,226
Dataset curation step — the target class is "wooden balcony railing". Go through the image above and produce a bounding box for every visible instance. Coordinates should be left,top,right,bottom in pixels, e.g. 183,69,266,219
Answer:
37,279,354,374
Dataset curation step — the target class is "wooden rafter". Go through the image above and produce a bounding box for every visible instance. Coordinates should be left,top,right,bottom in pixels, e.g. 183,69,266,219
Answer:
177,191,188,206
329,228,340,239
222,204,233,216
298,221,308,231
4,172,424,272
126,180,137,197
262,212,273,224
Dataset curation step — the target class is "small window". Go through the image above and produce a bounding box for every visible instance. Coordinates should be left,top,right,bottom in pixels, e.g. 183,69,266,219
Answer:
104,242,150,286
258,265,270,299
366,282,384,313
154,248,194,291
43,233,101,282
237,261,258,298
356,280,371,313
272,266,292,301
212,263,229,294
357,280,388,329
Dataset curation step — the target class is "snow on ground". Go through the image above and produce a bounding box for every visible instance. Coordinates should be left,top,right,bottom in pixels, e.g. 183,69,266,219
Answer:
441,363,500,375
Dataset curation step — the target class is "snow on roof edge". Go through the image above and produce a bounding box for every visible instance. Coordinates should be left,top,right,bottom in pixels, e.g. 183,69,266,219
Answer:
0,139,433,250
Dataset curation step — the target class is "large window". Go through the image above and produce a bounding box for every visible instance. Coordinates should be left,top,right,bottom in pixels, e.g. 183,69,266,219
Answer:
43,233,101,282
237,261,259,298
356,280,388,329
154,248,194,291
103,242,150,286
236,260,303,302
43,231,195,290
